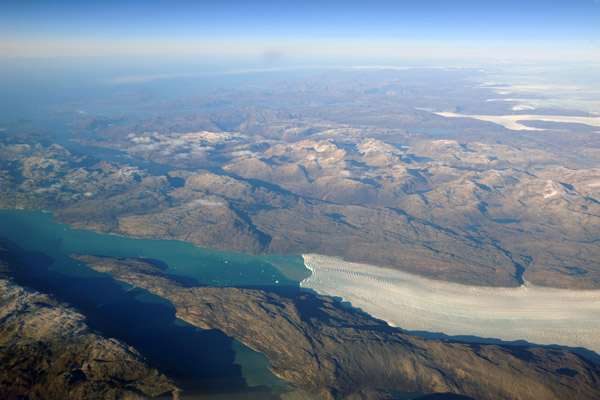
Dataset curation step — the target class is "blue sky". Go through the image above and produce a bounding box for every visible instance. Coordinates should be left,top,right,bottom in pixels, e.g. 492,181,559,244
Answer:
1,0,599,61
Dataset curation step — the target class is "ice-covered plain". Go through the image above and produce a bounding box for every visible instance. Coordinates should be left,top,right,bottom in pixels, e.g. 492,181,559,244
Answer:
435,111,600,131
300,254,600,354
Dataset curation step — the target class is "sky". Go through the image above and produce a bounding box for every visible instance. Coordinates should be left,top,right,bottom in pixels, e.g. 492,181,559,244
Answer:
1,0,599,62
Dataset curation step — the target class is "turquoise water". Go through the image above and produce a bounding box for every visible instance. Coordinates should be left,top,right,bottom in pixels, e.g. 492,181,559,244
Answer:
0,209,309,286
0,58,316,396
0,208,308,396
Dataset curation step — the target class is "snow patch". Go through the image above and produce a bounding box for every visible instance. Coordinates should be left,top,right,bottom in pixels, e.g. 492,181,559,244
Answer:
543,180,559,199
188,198,225,208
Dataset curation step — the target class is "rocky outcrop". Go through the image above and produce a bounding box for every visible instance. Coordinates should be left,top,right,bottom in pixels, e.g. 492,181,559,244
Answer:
78,255,600,400
0,249,179,400
2,121,599,288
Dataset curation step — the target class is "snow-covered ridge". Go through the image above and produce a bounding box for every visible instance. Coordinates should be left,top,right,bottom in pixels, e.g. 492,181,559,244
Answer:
300,254,600,354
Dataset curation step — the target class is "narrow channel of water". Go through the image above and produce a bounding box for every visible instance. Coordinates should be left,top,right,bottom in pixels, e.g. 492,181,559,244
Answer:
0,208,309,397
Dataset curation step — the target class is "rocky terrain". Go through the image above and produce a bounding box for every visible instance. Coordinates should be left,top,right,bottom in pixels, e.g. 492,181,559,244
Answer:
0,247,179,399
1,67,599,400
2,80,599,289
77,254,600,400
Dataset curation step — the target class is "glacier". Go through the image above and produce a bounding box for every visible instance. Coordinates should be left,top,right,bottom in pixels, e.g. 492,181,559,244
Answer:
300,254,600,355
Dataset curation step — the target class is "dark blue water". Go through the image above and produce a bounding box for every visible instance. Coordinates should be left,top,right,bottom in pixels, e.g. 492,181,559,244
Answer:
0,209,308,397
0,58,322,395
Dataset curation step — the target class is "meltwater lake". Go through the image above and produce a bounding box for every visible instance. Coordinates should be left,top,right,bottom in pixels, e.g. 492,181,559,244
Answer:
0,209,310,398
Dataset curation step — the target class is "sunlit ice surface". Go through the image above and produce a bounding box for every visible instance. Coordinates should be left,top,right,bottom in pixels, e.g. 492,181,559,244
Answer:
301,254,600,355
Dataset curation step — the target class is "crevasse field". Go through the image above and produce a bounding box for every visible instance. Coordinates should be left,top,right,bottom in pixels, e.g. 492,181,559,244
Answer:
300,254,600,354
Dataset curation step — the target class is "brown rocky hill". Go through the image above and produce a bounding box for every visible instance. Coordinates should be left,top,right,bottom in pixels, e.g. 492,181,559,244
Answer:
0,248,179,400
77,254,600,400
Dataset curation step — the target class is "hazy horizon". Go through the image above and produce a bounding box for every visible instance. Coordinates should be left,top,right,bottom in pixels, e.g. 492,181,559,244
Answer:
2,0,599,62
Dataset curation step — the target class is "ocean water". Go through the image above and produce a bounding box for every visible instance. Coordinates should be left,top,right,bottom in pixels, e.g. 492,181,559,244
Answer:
0,209,308,396
0,58,319,396
0,209,307,286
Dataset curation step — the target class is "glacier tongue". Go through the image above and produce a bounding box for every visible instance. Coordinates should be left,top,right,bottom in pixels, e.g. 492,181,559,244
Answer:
300,253,600,354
